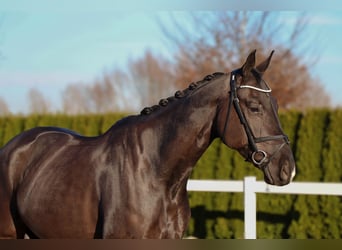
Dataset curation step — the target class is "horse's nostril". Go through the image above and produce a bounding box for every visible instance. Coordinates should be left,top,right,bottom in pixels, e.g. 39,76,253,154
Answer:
280,161,290,181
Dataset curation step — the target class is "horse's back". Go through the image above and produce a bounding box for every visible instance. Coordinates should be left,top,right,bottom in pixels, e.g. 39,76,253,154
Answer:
0,127,70,238
0,127,81,189
0,127,104,238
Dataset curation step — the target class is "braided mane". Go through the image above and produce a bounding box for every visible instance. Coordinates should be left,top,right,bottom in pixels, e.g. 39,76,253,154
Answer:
140,72,225,115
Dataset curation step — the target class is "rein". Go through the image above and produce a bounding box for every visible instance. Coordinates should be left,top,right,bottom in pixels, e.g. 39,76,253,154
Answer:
223,68,289,166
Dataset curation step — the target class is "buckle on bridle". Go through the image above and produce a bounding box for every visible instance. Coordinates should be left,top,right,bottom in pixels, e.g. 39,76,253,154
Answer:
251,150,268,166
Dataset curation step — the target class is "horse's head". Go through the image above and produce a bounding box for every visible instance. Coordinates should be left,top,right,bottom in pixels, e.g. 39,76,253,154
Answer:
217,50,296,186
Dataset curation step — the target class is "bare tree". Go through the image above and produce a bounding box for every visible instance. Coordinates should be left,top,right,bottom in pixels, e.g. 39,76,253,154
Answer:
0,97,10,116
62,71,133,114
105,68,137,111
28,88,50,114
89,76,116,113
89,69,136,113
61,50,176,114
62,83,91,114
159,11,330,109
127,50,175,107
60,12,329,113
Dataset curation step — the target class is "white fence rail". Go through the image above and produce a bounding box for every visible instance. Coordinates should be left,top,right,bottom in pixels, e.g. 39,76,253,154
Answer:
186,176,342,239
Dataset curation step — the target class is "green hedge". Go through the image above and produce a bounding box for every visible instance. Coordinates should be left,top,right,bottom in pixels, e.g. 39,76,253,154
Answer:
0,109,341,239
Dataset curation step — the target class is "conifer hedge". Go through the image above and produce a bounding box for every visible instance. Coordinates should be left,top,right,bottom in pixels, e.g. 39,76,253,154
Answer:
0,109,341,239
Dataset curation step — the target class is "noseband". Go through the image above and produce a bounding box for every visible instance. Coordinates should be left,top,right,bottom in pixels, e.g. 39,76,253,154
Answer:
223,68,289,167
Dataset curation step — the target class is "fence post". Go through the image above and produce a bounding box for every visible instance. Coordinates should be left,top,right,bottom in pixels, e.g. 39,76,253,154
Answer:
244,176,257,239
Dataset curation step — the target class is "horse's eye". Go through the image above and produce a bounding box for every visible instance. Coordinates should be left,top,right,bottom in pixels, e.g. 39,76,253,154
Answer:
248,101,262,114
250,106,260,113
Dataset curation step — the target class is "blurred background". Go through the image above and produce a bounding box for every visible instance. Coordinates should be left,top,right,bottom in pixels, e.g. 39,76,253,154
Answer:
0,6,341,115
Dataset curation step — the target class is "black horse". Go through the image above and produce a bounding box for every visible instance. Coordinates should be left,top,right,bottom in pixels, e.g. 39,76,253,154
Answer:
0,50,295,239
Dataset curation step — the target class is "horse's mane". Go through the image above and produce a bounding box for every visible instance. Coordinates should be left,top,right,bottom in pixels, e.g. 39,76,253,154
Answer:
140,72,226,115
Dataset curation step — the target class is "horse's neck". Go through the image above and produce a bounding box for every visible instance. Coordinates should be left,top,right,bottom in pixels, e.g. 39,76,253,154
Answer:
146,96,218,183
109,74,228,194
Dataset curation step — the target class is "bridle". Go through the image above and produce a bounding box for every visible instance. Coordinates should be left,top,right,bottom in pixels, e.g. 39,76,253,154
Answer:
222,68,290,167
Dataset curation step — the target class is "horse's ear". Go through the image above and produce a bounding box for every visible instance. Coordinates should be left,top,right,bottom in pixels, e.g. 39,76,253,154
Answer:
242,50,256,76
256,50,274,74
